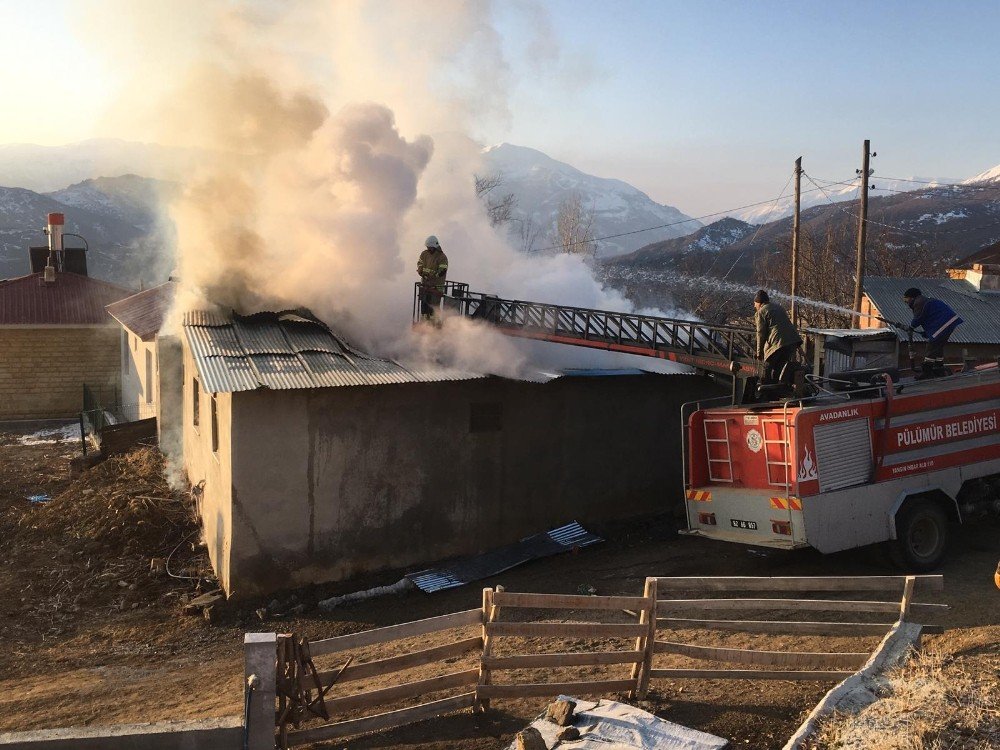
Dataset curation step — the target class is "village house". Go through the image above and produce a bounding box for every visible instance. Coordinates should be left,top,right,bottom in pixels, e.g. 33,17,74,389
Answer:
0,269,132,420
179,308,720,597
105,281,177,422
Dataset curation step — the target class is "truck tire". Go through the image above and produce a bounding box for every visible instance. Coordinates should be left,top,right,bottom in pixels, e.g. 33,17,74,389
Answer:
890,499,949,572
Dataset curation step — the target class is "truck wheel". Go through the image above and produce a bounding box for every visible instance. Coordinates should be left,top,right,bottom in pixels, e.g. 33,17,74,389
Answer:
890,499,949,572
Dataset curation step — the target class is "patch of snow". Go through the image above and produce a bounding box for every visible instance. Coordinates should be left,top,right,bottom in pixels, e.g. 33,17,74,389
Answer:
916,210,968,225
19,424,80,445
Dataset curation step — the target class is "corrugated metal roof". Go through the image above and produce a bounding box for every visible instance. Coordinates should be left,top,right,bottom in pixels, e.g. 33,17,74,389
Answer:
105,282,176,340
864,276,1000,344
0,271,132,326
184,309,485,393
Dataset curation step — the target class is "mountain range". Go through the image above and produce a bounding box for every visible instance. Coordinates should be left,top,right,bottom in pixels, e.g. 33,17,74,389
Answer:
0,174,175,286
605,173,1000,287
481,143,699,257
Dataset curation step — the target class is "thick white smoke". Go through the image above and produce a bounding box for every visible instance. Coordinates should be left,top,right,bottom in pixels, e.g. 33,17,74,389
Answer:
87,0,679,377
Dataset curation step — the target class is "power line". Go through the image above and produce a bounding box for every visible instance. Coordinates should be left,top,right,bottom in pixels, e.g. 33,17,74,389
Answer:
804,170,1000,239
533,183,853,254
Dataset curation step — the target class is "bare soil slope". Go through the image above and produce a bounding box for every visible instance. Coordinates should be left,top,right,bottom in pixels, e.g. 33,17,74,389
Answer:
1,429,997,749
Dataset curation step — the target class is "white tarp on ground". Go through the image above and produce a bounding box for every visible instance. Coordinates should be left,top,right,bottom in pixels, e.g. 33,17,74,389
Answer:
506,697,729,750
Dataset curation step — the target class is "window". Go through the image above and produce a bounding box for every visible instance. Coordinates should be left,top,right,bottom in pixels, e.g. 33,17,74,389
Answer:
470,402,502,433
144,349,153,404
192,377,200,428
121,329,128,364
211,395,219,454
132,334,137,352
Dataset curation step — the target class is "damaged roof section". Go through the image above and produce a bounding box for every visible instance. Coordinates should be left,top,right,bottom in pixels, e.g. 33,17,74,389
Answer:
105,281,176,340
183,309,483,393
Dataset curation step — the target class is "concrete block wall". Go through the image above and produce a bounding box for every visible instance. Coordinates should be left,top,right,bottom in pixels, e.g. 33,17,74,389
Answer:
217,373,723,597
0,326,120,420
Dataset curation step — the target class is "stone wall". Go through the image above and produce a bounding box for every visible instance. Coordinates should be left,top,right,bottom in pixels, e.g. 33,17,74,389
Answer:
0,326,120,420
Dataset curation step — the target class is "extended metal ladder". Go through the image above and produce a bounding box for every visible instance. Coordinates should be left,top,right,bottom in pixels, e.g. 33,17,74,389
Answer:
415,281,761,379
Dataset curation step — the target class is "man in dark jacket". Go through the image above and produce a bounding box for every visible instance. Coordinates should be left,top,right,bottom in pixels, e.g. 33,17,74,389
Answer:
903,287,962,379
754,290,802,384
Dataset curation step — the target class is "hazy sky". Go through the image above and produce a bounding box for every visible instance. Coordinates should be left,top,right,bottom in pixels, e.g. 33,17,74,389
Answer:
1,0,999,215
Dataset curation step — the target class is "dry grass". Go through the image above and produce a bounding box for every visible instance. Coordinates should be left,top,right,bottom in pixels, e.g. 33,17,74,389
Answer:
811,648,1000,749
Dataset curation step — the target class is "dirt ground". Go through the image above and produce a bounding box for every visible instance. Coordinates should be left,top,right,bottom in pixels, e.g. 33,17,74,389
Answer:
1,423,998,749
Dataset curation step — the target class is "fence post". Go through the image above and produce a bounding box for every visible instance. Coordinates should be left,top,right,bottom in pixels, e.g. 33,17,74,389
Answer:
475,588,495,713
898,575,915,623
631,577,657,699
244,632,277,750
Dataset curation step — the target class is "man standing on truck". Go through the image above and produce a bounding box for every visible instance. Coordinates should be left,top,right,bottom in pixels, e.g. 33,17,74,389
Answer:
903,287,963,379
754,290,802,384
417,235,449,321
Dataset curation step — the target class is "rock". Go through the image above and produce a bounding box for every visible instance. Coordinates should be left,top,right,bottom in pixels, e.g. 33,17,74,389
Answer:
255,608,268,621
557,726,581,741
546,698,576,726
267,599,281,613
515,727,547,750
288,603,307,615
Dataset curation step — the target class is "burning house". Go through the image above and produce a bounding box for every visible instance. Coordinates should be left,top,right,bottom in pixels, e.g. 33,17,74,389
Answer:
179,308,720,597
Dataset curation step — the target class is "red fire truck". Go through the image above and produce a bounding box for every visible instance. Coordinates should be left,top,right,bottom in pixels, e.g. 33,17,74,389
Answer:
422,282,1000,569
683,368,1000,570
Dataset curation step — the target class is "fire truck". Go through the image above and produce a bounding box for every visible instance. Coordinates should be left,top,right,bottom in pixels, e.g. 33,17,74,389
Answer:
420,281,1000,570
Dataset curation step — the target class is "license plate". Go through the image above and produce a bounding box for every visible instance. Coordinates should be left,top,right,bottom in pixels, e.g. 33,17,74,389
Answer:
730,519,758,530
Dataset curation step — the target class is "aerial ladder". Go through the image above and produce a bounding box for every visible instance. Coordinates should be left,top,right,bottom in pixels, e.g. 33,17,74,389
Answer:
414,280,766,399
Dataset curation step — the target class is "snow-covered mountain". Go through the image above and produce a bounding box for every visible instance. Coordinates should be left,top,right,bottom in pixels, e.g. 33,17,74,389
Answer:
965,163,1000,184
733,175,959,224
0,176,173,286
481,143,699,257
47,174,178,231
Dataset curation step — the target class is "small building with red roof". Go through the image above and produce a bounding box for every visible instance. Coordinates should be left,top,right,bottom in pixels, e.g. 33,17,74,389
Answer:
0,270,133,420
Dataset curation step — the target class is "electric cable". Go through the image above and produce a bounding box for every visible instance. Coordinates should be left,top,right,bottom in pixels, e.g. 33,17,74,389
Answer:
531,183,856,254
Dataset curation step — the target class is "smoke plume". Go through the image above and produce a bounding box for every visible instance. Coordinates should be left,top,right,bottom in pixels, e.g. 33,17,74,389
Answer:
87,0,673,376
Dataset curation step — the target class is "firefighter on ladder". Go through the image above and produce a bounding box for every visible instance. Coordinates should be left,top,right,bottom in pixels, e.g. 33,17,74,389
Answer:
417,235,449,323
903,287,963,379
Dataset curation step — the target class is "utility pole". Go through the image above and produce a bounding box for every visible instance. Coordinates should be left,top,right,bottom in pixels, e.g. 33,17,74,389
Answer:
790,156,802,326
852,139,871,329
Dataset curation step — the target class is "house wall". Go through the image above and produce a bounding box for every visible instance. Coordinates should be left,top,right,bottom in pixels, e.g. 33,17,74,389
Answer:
119,327,158,419
181,345,235,593
0,326,120,420
221,374,722,596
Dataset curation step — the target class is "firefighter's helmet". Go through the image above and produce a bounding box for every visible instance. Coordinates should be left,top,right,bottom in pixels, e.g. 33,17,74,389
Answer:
425,235,441,249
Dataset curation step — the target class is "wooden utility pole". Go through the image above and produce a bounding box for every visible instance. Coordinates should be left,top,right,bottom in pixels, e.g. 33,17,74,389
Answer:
851,139,871,328
790,157,802,326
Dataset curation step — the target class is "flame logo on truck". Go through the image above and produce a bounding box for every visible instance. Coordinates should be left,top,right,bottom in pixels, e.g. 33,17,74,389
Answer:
798,446,818,481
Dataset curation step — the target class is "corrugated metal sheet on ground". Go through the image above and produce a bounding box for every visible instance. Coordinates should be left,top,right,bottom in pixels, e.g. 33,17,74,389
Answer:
406,521,603,593
865,276,1000,344
507,698,728,750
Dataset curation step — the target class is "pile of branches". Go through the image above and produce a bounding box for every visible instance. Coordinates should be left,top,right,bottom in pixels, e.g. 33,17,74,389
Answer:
20,447,198,557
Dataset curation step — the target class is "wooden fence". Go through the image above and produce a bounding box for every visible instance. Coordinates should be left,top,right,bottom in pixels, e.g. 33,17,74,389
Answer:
280,608,483,747
477,588,656,707
642,575,946,696
243,575,945,749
